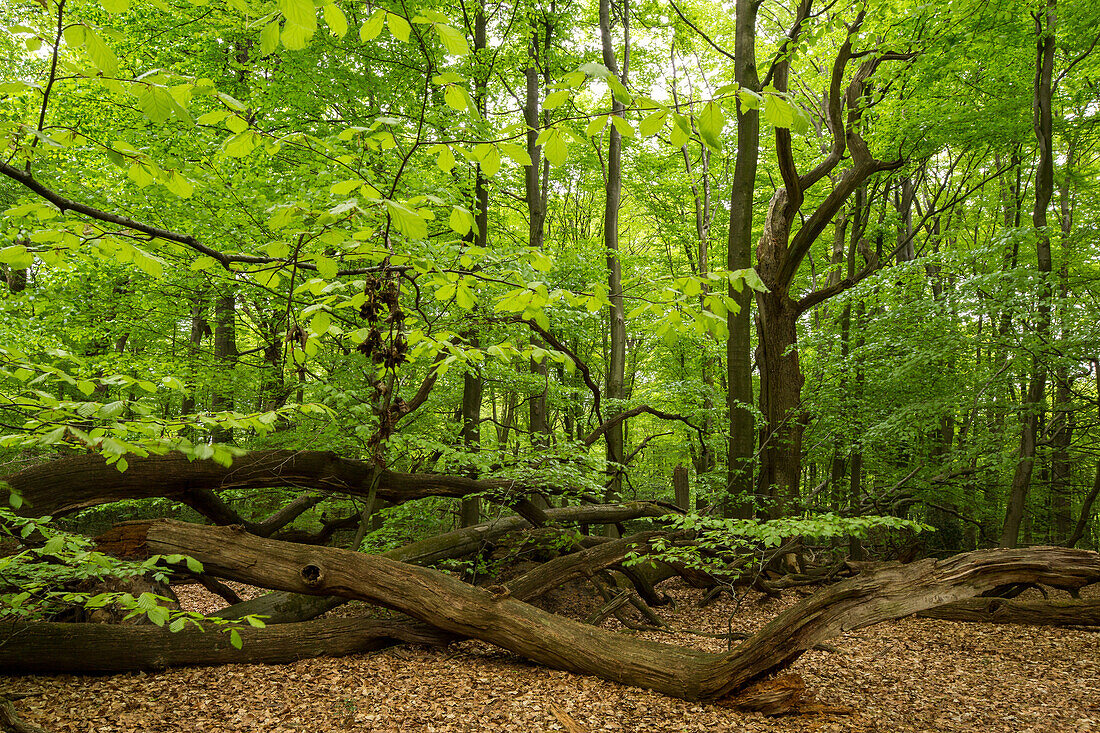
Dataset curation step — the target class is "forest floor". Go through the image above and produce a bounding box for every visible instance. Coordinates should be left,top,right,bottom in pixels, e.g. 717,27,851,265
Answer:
2,579,1099,733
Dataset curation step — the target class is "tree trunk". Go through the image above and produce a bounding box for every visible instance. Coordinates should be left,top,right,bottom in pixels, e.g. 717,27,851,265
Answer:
724,0,759,519
211,501,673,622
1001,0,1056,548
599,0,628,513
95,519,1100,703
210,290,237,443
918,597,1100,627
4,450,601,522
0,617,452,673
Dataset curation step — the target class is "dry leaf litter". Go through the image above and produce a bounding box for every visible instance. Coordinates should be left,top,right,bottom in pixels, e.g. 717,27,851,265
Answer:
3,579,1098,732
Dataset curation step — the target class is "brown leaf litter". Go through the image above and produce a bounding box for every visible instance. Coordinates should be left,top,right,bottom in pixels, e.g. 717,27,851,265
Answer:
2,581,1098,732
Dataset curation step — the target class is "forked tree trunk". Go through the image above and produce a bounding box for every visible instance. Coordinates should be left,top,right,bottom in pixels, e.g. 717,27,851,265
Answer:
92,520,1100,702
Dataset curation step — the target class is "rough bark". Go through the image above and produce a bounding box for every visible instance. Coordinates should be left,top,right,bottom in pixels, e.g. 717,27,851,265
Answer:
917,597,1100,626
0,617,452,674
599,0,628,510
1002,1,1056,547
4,450,550,522
724,0,760,518
212,502,673,622
96,520,1100,702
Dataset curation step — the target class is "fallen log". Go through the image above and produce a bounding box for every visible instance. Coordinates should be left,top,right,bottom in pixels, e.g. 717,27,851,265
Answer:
211,502,672,622
5,450,538,522
92,521,1100,702
0,616,452,673
917,597,1100,626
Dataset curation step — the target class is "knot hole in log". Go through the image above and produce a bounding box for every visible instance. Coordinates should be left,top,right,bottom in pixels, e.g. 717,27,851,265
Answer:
301,564,325,587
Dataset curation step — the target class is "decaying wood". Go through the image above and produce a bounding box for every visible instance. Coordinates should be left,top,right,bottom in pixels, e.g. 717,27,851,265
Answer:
918,597,1100,626
0,696,49,733
0,616,452,674
212,503,672,623
5,449,544,522
89,521,1100,701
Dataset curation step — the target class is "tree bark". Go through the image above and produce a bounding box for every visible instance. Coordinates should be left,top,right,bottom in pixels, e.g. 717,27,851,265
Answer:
917,597,1100,627
724,0,759,519
0,617,452,673
4,450,571,522
1001,0,1056,548
599,0,628,513
211,501,673,622
96,519,1100,702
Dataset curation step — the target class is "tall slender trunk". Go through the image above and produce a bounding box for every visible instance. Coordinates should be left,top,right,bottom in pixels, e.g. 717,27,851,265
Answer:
460,5,489,528
211,290,237,444
1001,0,1056,547
724,0,759,518
599,0,627,511
525,9,553,457
1050,138,1077,542
180,292,207,418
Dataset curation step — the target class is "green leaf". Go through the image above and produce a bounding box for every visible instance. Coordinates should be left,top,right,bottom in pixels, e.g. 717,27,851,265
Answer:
610,115,634,139
229,628,243,649
739,88,762,111
444,85,467,111
127,161,157,187
638,109,667,137
585,115,607,137
0,245,33,269
323,3,347,37
449,206,474,236
164,170,194,198
63,24,86,48
222,131,257,157
764,93,795,128
225,114,248,133
385,200,427,239
197,109,229,125
436,145,455,172
699,101,725,151
359,10,384,41
577,62,612,79
477,144,500,177
169,617,187,633
130,246,166,277
330,178,363,195
280,0,317,49
260,20,281,55
435,23,468,55
84,28,119,75
387,13,411,42
498,143,531,166
315,256,339,279
543,89,569,110
101,0,130,14
185,557,203,573
455,284,476,309
608,78,631,105
543,129,567,166
309,311,331,335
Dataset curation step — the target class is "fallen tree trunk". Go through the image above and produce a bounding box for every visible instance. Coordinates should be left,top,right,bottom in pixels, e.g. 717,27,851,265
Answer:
211,502,673,622
5,450,543,522
92,521,1100,702
917,597,1100,626
0,616,452,673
